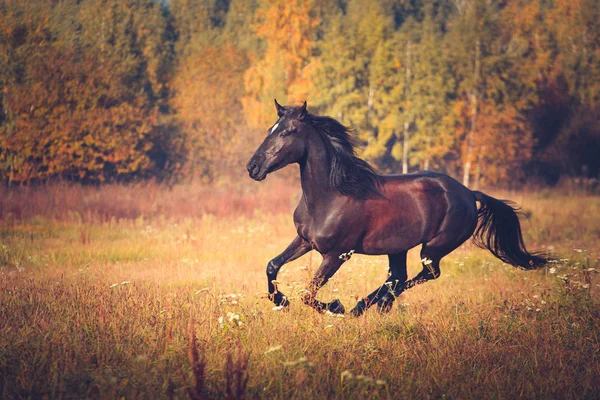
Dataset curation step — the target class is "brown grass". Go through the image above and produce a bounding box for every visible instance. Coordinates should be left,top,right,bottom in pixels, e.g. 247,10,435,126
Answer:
0,182,598,399
0,176,299,223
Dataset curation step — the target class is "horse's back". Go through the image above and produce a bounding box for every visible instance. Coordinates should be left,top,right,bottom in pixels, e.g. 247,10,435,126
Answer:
359,171,477,254
380,170,467,189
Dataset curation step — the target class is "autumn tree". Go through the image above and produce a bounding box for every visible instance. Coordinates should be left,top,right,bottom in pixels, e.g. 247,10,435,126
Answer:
169,0,251,180
242,0,317,128
311,0,396,171
445,0,536,186
409,9,455,172
0,0,180,183
0,0,598,185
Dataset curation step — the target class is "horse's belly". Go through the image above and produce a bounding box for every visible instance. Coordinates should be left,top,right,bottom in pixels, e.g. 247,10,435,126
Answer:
360,222,424,255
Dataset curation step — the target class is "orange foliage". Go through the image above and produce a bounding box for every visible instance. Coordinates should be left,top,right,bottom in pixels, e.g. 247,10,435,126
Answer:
1,48,156,182
452,98,534,185
171,46,248,179
242,0,317,128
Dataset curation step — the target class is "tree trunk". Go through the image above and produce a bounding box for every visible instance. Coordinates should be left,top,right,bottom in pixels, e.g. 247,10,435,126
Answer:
402,121,409,174
367,85,374,125
463,38,480,187
424,132,431,171
402,40,412,174
474,156,481,190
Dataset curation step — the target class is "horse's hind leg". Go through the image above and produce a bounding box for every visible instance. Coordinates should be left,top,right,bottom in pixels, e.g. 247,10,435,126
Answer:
349,252,408,317
380,230,472,303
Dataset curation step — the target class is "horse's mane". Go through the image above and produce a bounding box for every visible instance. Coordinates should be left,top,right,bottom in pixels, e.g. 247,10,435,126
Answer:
305,113,382,200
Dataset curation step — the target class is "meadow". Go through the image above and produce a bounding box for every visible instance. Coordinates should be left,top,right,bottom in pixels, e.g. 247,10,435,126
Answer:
0,179,598,399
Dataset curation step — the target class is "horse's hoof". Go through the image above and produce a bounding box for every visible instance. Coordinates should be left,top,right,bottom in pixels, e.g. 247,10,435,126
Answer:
349,300,366,317
328,299,345,314
271,292,290,307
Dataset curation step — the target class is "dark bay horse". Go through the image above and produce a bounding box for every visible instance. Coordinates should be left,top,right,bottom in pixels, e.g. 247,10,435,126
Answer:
246,100,547,316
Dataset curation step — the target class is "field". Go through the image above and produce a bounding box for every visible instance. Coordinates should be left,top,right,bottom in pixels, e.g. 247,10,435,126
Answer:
0,180,599,399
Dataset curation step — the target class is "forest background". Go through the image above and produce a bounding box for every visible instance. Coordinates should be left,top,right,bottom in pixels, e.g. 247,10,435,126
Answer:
0,0,598,188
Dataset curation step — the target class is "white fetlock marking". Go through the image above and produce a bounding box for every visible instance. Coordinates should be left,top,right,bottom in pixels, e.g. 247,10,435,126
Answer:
339,249,355,261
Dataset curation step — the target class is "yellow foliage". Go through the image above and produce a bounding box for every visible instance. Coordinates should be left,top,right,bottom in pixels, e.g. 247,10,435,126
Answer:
242,0,317,128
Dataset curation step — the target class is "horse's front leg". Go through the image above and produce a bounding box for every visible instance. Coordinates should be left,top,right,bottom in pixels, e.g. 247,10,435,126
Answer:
301,254,346,314
267,236,312,307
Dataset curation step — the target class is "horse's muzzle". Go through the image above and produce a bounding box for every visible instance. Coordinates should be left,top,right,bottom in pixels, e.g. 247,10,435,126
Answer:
246,160,266,181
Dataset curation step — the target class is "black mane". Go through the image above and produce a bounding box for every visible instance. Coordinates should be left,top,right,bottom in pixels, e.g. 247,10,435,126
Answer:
305,113,382,200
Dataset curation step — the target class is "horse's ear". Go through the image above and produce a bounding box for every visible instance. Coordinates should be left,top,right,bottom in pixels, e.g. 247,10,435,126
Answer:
299,101,307,118
274,99,285,117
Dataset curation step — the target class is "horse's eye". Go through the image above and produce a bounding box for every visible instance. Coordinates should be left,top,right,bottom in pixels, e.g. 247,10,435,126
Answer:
281,129,293,137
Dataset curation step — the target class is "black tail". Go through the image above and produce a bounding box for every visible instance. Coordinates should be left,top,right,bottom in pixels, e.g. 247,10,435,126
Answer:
472,191,547,269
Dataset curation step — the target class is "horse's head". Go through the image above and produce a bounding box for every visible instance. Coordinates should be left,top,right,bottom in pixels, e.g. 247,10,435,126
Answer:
246,100,310,181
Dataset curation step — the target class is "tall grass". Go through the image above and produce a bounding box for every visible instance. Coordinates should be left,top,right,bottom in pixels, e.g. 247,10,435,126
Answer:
0,177,299,223
0,183,598,399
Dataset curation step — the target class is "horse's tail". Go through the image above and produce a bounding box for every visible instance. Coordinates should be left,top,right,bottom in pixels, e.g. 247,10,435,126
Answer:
472,191,548,269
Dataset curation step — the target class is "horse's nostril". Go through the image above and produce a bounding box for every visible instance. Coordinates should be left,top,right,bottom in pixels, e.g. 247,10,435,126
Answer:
247,162,260,177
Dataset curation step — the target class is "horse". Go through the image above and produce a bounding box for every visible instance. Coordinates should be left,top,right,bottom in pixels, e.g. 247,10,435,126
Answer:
246,100,548,317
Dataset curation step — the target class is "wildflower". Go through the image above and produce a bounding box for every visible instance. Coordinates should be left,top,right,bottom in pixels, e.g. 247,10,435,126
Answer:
549,267,557,274
264,345,283,355
324,324,334,330
120,281,130,285
227,312,242,326
376,380,387,386
283,356,308,367
109,283,119,289
272,306,284,311
195,288,210,295
134,355,148,363
340,370,354,382
356,375,374,383
421,257,433,266
325,310,345,318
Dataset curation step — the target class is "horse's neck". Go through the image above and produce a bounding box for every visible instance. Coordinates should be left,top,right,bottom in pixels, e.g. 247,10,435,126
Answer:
299,134,336,212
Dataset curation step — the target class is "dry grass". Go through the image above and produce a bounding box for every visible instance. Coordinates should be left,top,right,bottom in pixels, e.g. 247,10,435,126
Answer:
0,181,599,399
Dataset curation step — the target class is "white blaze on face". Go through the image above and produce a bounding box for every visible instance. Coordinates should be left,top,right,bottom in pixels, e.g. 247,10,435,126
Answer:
270,121,280,135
